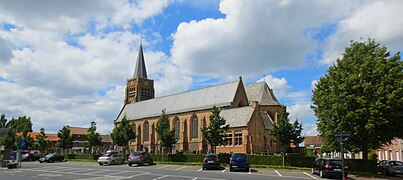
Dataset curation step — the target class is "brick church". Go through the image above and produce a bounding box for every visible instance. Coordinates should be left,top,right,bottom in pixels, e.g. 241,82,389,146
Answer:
115,44,282,154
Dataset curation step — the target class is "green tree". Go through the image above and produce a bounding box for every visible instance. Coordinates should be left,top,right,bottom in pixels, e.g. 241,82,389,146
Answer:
270,106,304,165
84,121,102,154
6,116,33,133
36,128,50,153
0,128,17,149
311,39,403,160
155,109,178,154
0,115,33,150
0,114,7,128
58,126,73,154
111,115,136,153
201,106,229,153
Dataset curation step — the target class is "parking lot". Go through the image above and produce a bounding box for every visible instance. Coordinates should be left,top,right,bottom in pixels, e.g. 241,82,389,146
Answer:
0,161,401,180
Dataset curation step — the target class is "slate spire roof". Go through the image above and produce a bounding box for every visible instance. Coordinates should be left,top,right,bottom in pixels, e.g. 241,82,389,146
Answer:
133,42,147,78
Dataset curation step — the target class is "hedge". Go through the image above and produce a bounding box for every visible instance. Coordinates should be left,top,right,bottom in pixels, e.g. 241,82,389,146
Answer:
345,159,377,174
59,153,376,173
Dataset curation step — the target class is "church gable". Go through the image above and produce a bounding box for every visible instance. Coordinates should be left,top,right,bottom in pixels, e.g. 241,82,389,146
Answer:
245,81,281,106
231,77,249,108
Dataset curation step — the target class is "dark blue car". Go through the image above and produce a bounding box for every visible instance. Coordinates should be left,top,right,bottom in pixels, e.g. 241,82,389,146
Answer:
229,153,250,172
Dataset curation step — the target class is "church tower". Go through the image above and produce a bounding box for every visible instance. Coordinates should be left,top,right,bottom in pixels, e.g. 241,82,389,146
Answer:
125,43,155,104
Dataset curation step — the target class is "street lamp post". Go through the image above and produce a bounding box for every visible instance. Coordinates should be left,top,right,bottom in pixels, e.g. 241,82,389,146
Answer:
334,131,351,180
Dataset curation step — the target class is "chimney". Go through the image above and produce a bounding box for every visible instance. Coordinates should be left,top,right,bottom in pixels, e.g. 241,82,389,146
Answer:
251,101,259,109
239,76,242,81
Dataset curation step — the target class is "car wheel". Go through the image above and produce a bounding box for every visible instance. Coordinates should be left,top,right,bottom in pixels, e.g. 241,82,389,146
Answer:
39,161,43,163
99,163,103,166
111,160,115,165
128,163,132,166
319,170,325,178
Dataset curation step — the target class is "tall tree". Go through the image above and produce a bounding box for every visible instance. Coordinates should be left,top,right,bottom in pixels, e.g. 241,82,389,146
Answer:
84,121,102,154
0,114,7,128
156,109,178,154
201,106,229,153
36,128,50,153
0,128,17,149
6,116,33,134
0,115,33,150
312,39,403,160
270,106,303,165
58,126,73,154
111,115,136,153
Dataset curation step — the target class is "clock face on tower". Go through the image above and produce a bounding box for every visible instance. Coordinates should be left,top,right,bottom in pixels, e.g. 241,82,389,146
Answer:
143,81,149,86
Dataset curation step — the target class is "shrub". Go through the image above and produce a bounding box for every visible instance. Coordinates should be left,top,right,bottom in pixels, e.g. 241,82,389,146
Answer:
285,156,315,167
345,159,377,174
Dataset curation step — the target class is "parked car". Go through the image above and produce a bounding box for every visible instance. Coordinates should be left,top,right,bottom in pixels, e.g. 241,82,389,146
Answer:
128,151,153,166
7,151,18,169
98,154,124,166
202,154,221,170
377,160,403,176
38,153,65,163
22,153,40,162
229,153,250,172
312,158,348,178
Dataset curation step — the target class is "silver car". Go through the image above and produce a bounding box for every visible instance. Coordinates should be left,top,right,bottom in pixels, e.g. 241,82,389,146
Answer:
97,154,124,166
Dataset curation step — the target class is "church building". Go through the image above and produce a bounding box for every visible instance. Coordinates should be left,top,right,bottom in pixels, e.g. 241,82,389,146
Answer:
115,44,282,154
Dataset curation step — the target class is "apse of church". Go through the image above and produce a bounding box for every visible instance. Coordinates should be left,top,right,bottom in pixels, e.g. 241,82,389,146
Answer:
116,44,282,154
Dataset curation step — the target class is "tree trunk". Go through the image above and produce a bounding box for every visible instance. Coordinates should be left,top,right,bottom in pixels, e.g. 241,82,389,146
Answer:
362,148,368,160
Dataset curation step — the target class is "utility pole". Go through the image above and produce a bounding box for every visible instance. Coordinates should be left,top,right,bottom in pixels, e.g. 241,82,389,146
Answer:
334,131,351,180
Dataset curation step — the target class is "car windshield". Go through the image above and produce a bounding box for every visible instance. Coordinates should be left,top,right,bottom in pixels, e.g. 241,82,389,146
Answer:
205,155,217,160
232,154,246,159
101,154,112,157
328,160,342,166
390,161,403,166
45,154,54,158
131,152,143,156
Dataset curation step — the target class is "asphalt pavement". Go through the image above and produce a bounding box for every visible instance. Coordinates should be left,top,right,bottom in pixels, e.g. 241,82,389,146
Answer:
0,161,400,180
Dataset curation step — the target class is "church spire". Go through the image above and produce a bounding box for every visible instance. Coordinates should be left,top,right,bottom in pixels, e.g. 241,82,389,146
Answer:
133,42,147,78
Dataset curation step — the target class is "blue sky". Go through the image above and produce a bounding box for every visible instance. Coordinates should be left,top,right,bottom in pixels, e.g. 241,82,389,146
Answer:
0,0,402,136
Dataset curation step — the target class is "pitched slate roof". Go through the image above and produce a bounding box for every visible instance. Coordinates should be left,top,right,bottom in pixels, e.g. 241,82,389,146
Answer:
245,81,280,106
221,106,254,128
133,44,147,78
116,80,240,122
260,112,275,129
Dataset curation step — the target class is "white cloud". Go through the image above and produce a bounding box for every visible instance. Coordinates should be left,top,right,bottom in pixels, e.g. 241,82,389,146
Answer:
170,0,361,78
0,0,188,134
321,0,403,65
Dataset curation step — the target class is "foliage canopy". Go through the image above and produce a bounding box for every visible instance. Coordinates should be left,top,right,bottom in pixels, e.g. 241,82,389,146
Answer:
311,39,403,159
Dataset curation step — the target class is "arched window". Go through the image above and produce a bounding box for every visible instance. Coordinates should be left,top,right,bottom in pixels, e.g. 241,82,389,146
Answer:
174,118,180,139
144,121,149,142
191,115,198,139
132,123,136,142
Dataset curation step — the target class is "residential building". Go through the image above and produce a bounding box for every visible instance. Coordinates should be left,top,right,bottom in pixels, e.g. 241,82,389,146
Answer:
377,139,403,161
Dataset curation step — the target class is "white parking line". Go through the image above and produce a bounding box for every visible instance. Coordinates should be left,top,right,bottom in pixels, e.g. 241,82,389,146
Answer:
248,168,251,174
153,175,169,180
128,172,151,178
303,172,318,179
221,168,227,172
192,178,198,180
275,170,283,177
155,165,171,169
197,168,203,171
175,166,187,170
